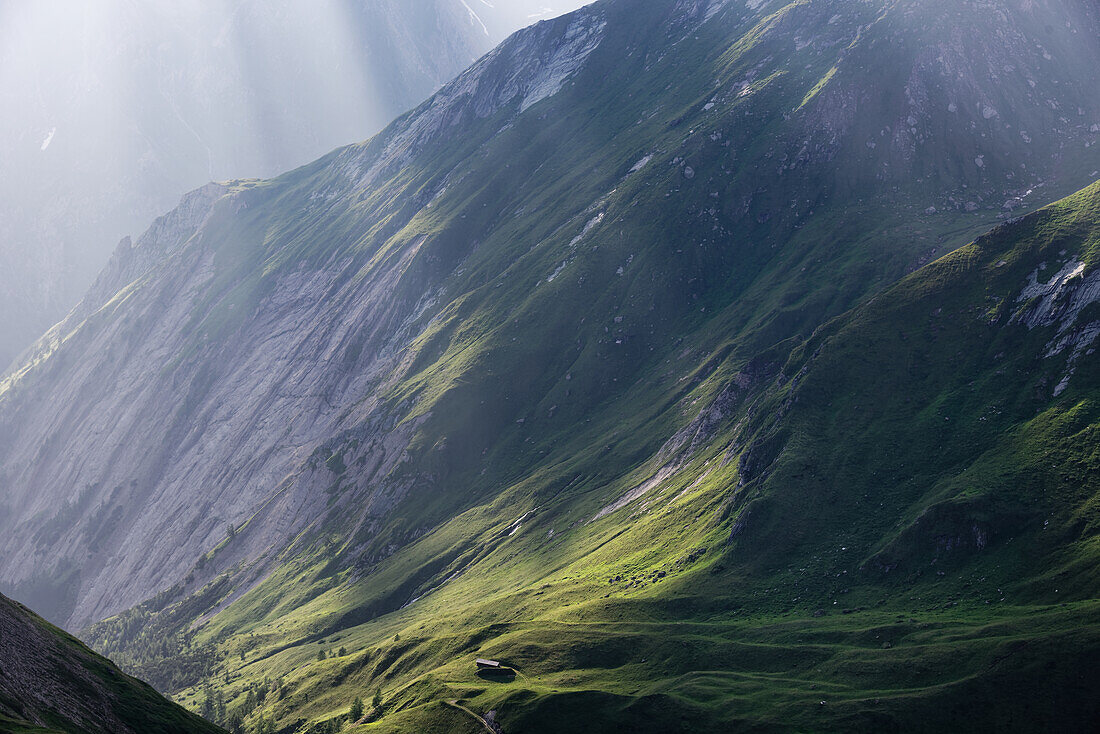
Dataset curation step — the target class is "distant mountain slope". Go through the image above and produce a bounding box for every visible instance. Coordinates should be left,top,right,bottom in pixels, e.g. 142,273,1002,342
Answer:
0,593,223,734
0,0,1098,729
3,0,1098,631
0,0,589,370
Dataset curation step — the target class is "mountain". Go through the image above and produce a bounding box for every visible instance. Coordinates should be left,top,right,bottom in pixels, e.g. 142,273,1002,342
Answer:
0,0,590,371
0,592,224,734
0,0,1098,730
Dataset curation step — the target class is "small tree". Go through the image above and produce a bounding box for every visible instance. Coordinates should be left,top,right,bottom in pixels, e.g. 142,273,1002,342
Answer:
317,648,327,661
372,687,383,709
350,695,364,721
200,686,216,719
338,646,347,657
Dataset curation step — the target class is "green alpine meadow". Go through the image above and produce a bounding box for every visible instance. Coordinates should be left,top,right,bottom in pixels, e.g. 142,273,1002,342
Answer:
1,0,1099,731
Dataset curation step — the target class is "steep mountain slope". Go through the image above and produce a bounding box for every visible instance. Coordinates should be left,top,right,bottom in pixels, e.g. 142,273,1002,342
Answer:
707,180,1100,591
150,152,1100,734
0,593,224,734
0,0,590,370
0,0,1098,729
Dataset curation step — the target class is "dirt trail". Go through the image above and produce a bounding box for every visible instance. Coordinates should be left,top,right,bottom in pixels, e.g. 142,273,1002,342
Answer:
444,700,497,733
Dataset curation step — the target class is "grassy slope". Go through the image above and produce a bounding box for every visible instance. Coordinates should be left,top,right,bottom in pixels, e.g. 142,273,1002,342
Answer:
156,187,1100,733
63,0,1100,731
0,594,223,734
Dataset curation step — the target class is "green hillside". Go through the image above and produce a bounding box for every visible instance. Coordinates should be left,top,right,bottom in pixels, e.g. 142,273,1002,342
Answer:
204,184,1100,730
0,593,223,734
140,164,1100,734
0,0,1095,731
92,181,1100,734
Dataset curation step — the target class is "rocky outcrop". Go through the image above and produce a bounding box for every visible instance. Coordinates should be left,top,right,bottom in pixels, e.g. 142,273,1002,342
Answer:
337,7,608,193
1012,258,1100,394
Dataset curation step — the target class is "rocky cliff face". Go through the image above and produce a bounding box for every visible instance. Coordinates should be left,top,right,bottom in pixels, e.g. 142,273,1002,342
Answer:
0,0,1098,646
0,593,223,734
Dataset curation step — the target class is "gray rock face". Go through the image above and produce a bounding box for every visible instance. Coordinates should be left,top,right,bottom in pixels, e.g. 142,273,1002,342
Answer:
0,196,436,626
1015,259,1100,336
1013,257,1100,395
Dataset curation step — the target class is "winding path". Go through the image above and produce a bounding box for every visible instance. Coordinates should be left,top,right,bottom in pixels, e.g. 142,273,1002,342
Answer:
444,700,497,733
